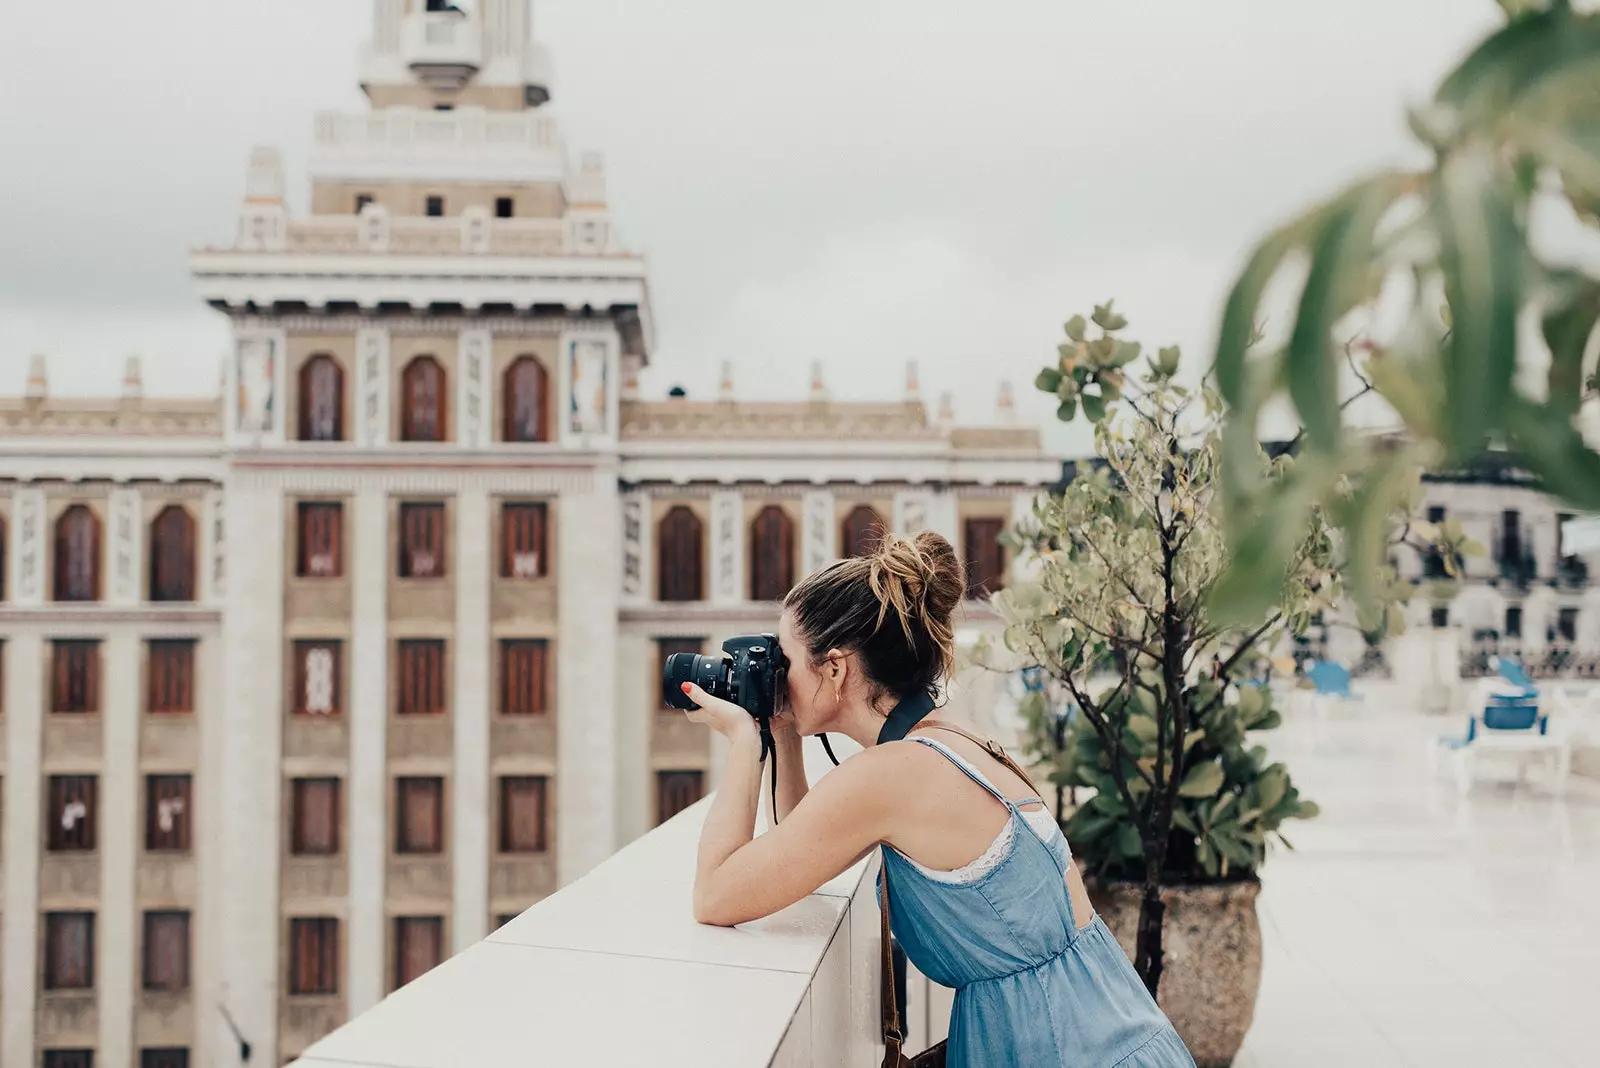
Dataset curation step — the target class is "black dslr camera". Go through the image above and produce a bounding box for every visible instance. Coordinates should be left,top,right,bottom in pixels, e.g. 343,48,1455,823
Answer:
662,634,788,729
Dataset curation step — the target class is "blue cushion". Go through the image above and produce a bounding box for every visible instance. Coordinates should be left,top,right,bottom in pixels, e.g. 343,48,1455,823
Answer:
1482,702,1539,731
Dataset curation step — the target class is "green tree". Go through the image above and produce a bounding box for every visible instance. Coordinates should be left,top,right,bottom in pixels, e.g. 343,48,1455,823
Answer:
1213,0,1600,617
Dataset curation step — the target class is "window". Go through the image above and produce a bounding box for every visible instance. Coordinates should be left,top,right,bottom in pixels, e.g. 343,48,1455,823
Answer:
54,504,101,602
657,506,704,602
500,502,548,578
397,640,447,716
398,503,447,578
963,517,1006,599
292,640,342,716
149,505,196,602
1505,607,1523,638
48,775,97,851
495,196,515,219
291,778,341,856
141,1050,189,1068
656,639,703,710
425,195,445,217
1500,509,1523,568
298,356,345,442
147,639,195,714
44,912,95,989
288,917,339,995
393,917,443,990
656,771,705,826
495,913,519,930
498,775,547,853
145,775,192,852
1558,607,1579,642
500,640,548,716
749,506,795,601
52,640,101,713
354,194,373,214
142,911,190,992
396,777,444,854
1558,512,1575,560
1431,606,1450,629
1,514,7,600
45,1053,94,1068
841,506,886,559
502,357,549,442
296,502,343,578
1423,505,1448,578
400,357,447,442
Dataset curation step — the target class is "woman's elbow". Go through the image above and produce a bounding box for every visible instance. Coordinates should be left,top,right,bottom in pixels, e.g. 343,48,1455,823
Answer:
692,880,745,927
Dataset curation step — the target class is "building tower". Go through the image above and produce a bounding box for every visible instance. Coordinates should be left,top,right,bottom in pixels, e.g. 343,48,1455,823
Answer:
190,1,651,1060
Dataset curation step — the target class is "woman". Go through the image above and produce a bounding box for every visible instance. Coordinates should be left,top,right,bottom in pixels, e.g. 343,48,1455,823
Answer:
681,531,1194,1067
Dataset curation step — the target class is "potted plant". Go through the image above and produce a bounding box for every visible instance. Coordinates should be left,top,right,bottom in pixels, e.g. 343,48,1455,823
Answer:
978,304,1421,1066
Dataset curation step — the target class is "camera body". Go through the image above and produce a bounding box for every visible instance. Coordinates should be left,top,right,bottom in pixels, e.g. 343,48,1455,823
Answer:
662,633,787,724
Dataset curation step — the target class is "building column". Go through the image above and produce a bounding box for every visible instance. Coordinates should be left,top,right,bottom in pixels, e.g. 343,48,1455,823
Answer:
10,486,45,606
801,490,836,577
192,631,225,1068
557,476,621,884
217,480,284,1068
620,490,651,606
893,489,937,538
99,631,140,1068
709,490,745,606
347,490,389,1016
2,631,44,1068
452,489,492,950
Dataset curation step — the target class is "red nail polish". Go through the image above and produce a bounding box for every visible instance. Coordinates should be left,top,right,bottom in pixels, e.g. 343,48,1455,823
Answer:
681,682,692,693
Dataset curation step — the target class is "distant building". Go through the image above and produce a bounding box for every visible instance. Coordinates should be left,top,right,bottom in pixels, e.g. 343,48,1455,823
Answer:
0,4,1053,1066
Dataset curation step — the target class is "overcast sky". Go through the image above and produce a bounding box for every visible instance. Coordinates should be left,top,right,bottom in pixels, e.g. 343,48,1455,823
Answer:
0,0,1504,451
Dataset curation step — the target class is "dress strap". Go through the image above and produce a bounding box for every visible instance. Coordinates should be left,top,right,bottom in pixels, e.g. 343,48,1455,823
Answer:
910,736,1017,810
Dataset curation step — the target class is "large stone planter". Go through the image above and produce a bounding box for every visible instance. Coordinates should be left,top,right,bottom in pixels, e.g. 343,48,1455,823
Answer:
1087,878,1262,1068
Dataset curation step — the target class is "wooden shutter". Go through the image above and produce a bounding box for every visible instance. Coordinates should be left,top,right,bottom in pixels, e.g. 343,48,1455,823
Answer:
48,775,97,851
500,503,548,578
291,778,340,855
656,639,704,710
398,503,446,578
749,506,795,601
289,917,339,995
45,1052,96,1068
963,517,1006,598
296,503,343,578
656,771,705,826
54,505,100,602
397,640,446,715
503,357,549,443
299,355,344,442
396,777,444,854
142,911,190,991
1,515,7,601
656,506,703,602
500,640,547,716
498,776,547,853
140,1050,190,1068
149,506,196,602
52,640,100,713
293,640,341,716
402,357,446,442
841,506,886,559
44,912,95,989
393,916,444,989
145,775,192,852
147,640,195,714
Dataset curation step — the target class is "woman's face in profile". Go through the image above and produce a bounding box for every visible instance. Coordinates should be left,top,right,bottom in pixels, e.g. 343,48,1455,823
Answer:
777,610,828,735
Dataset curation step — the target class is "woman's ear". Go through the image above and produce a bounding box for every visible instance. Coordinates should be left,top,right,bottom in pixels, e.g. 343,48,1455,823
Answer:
824,648,848,693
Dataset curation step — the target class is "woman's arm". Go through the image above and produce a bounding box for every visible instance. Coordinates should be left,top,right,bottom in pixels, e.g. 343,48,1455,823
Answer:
764,729,809,826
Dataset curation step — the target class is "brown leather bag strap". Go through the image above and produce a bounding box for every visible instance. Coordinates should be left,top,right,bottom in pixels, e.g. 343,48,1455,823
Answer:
912,719,1045,799
879,855,905,1065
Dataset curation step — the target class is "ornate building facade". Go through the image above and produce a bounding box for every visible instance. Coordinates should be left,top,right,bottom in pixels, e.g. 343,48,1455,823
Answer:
0,3,1055,1066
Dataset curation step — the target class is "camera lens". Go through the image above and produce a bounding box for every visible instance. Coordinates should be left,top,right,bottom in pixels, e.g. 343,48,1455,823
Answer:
662,652,726,710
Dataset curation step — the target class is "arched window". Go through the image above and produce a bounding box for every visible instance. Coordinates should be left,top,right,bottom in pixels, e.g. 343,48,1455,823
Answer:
502,356,549,443
53,505,101,602
150,505,197,602
401,356,446,442
298,355,344,442
749,506,795,602
656,506,703,602
840,506,886,559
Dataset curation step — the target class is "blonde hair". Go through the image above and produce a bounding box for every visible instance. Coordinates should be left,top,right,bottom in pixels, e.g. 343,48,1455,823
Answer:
784,531,964,702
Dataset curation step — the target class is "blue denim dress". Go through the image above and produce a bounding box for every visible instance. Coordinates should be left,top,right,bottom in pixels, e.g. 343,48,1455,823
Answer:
882,738,1195,1068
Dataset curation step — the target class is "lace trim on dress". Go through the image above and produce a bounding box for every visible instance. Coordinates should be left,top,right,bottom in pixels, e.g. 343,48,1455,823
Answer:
900,807,1058,885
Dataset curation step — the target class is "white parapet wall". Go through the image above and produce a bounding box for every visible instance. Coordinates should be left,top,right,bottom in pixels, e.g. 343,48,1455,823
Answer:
290,774,920,1067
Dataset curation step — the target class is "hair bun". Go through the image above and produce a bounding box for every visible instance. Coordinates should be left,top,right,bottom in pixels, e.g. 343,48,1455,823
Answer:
866,531,964,682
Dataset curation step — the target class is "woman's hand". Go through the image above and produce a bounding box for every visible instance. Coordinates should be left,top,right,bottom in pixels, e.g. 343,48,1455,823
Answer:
680,682,760,742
